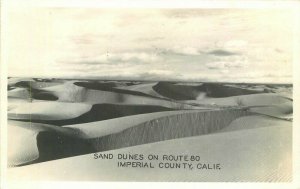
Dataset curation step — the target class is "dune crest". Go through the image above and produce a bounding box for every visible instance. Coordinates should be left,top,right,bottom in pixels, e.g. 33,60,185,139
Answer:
8,109,251,166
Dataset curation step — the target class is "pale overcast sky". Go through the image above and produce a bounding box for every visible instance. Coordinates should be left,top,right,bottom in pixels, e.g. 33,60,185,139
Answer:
8,8,295,83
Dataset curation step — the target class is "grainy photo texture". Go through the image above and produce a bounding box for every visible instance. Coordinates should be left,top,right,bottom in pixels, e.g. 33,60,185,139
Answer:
7,8,293,182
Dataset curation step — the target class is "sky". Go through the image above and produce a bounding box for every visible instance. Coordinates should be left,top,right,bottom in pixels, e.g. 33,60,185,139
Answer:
7,8,295,83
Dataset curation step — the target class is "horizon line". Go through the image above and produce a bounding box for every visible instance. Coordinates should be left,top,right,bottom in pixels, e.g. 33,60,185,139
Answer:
7,76,293,85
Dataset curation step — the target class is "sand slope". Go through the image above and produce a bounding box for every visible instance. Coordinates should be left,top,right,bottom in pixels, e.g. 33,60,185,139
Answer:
219,115,291,132
8,78,35,86
8,101,92,120
185,93,290,106
8,88,31,100
184,93,293,119
8,109,251,166
9,104,176,126
8,120,84,166
74,81,161,98
75,109,250,152
8,125,292,182
36,81,200,110
115,82,166,98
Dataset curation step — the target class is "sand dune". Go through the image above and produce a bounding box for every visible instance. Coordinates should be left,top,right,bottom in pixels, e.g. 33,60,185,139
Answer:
74,81,127,89
115,82,167,98
7,78,293,182
152,82,206,100
65,110,198,137
219,115,291,132
39,82,200,109
40,81,86,102
8,122,40,167
8,101,92,120
184,93,292,119
82,88,199,109
185,93,291,106
7,97,32,111
8,78,35,86
229,83,293,99
152,82,265,100
8,88,31,100
8,120,86,167
8,87,59,101
76,109,250,152
249,102,292,119
8,109,250,166
15,80,62,89
9,103,176,126
8,125,292,182
67,109,250,140
74,81,159,98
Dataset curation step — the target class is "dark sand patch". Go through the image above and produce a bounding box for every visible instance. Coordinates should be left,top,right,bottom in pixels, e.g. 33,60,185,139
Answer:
8,87,58,101
152,82,265,100
74,81,161,98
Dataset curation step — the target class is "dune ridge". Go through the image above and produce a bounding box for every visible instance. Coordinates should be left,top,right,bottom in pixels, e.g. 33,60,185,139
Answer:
9,103,176,126
85,109,251,152
8,109,251,166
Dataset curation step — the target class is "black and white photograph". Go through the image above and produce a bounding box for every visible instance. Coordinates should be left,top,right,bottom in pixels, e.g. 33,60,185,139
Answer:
1,1,300,187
